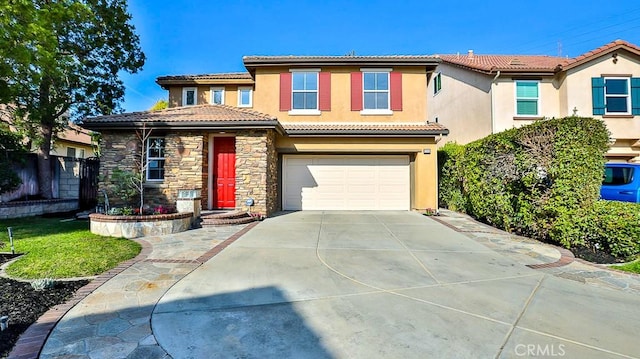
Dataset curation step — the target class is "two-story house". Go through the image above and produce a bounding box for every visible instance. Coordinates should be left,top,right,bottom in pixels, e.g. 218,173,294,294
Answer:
428,39,640,162
81,56,449,216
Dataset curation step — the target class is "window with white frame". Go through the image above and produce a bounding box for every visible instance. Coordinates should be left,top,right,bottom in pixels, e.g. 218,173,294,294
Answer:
604,77,631,114
292,72,318,110
211,87,225,105
363,71,389,110
434,73,442,95
147,137,165,181
515,81,539,116
182,87,197,106
238,87,253,107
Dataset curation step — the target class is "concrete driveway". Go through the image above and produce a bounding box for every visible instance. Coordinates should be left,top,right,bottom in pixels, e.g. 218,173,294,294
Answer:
152,211,640,359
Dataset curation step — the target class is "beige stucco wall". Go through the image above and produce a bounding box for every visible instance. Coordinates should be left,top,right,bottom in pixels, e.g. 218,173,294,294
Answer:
276,136,439,210
252,66,428,123
428,64,493,145
491,77,561,133
168,85,244,107
564,52,640,142
50,140,95,159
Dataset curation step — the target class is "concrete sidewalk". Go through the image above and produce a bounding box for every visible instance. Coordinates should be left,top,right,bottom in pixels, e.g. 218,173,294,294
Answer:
12,210,640,359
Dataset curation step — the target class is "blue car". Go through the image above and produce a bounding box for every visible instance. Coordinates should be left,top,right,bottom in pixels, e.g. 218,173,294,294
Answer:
600,163,640,203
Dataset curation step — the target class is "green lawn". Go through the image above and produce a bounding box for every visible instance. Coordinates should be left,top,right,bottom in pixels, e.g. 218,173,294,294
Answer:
612,260,640,275
0,216,140,279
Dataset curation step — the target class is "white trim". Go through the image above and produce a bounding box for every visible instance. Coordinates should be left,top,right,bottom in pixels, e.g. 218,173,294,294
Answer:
238,86,253,107
210,86,225,105
604,77,632,115
288,109,321,115
433,73,442,96
360,68,393,72
360,109,393,115
182,87,197,106
291,71,319,112
362,71,390,111
146,137,165,182
514,80,540,116
290,68,321,72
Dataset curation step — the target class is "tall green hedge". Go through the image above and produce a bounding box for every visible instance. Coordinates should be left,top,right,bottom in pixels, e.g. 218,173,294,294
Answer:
439,117,624,254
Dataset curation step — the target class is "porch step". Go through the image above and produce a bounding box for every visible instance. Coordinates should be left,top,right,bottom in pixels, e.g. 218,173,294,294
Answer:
200,211,257,226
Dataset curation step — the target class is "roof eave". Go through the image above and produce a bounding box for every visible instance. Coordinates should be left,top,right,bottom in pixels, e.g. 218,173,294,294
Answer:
284,129,449,137
155,78,255,89
81,120,283,134
243,57,441,69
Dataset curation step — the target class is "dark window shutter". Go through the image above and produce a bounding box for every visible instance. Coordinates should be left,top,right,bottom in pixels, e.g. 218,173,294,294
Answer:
390,72,403,111
631,77,640,115
280,72,292,111
591,77,605,115
351,72,363,111
319,72,331,111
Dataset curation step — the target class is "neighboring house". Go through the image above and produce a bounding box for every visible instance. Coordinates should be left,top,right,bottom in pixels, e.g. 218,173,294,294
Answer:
428,39,640,162
52,123,97,159
82,56,449,216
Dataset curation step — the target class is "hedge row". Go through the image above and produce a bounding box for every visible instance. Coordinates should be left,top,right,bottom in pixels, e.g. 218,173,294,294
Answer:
439,117,640,260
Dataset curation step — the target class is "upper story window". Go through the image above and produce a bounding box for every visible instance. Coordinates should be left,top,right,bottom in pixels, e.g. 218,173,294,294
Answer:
292,72,318,110
591,77,640,116
433,73,442,95
66,147,76,158
147,137,165,181
238,87,252,107
211,87,224,105
182,87,197,106
515,81,539,116
279,70,329,114
363,71,390,110
604,77,630,114
351,69,401,114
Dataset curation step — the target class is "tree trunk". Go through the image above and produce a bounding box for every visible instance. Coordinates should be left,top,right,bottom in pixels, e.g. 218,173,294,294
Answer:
37,123,54,199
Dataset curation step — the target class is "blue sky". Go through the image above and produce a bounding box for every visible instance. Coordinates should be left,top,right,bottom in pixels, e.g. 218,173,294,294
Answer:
120,0,640,112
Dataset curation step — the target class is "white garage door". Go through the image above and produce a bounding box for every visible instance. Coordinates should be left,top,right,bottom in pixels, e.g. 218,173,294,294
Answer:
283,155,410,210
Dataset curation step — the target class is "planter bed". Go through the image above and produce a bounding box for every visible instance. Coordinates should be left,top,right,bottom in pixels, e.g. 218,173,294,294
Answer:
89,212,193,238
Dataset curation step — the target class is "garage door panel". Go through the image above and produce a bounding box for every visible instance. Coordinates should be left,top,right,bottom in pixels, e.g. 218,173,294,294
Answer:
283,155,409,211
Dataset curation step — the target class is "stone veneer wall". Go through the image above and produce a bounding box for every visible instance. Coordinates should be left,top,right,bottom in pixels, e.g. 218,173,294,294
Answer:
99,131,204,208
235,130,278,216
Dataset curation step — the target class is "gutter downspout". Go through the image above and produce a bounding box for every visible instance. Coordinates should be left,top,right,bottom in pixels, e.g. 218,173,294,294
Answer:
490,70,501,134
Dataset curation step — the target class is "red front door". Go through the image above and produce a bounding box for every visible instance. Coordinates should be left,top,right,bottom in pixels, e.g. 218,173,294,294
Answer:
213,137,236,209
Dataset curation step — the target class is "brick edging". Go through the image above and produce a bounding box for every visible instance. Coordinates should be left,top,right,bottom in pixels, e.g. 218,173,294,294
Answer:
7,239,153,359
7,222,260,359
429,214,576,269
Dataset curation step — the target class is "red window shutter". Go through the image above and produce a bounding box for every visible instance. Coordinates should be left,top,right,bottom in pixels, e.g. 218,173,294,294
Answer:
351,72,363,111
279,72,292,111
390,72,403,111
318,72,331,111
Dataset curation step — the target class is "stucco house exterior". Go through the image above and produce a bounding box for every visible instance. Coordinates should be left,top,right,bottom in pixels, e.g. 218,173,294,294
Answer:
81,56,449,217
428,39,640,162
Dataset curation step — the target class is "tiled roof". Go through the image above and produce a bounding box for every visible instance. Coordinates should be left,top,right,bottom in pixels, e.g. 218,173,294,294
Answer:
438,39,640,74
283,122,449,136
438,53,567,73
81,105,278,130
59,124,93,145
564,39,640,70
156,72,252,81
243,55,440,67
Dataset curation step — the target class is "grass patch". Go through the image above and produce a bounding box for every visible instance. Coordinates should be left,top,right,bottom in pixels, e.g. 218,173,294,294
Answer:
0,216,140,279
612,260,640,275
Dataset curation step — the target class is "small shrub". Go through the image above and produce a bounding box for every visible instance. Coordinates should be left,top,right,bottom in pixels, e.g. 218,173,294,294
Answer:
30,278,56,291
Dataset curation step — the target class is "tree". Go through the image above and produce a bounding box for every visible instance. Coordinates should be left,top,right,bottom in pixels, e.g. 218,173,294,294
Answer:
0,127,28,194
150,99,168,111
0,0,145,198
